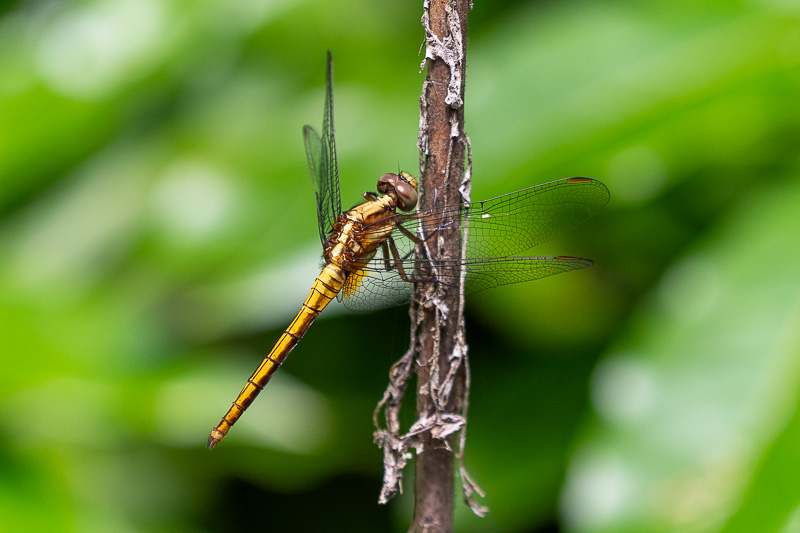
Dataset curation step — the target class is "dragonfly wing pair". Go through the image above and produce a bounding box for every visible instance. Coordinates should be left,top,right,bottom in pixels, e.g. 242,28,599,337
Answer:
339,176,609,312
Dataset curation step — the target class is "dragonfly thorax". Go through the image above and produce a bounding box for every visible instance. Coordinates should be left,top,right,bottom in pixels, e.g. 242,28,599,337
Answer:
322,173,415,277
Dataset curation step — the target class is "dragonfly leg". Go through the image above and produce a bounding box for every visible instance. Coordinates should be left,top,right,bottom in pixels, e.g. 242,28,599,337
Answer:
395,211,455,245
379,239,411,282
395,223,425,244
377,213,457,283
380,236,427,283
377,239,414,282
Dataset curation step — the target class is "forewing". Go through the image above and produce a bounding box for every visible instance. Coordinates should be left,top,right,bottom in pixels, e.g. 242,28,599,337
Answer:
463,177,609,258
303,52,342,245
379,177,609,259
340,177,608,311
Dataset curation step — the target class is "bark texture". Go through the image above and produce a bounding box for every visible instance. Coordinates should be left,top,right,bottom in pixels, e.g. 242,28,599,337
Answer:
373,1,486,531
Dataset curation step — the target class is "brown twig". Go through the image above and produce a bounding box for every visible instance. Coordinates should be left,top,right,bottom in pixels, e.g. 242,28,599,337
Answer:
373,0,486,530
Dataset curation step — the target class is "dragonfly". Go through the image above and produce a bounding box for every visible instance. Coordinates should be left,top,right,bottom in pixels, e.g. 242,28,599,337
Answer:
207,52,609,449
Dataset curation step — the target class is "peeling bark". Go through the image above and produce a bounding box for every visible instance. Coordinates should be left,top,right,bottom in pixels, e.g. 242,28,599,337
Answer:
373,0,486,529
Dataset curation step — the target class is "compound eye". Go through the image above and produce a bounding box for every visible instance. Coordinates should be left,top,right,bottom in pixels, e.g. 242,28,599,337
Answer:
377,173,398,193
395,181,418,211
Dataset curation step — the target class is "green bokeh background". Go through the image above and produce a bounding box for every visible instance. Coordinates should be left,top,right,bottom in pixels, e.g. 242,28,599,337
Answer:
2,1,800,531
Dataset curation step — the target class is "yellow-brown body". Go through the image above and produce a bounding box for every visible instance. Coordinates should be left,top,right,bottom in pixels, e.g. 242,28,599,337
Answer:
207,173,417,449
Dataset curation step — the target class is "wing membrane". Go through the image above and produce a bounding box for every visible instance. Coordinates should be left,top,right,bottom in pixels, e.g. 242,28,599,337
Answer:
303,52,342,245
341,255,593,312
340,177,609,312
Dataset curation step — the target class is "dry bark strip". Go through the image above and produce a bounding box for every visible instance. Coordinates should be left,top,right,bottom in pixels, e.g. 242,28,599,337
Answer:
373,1,487,529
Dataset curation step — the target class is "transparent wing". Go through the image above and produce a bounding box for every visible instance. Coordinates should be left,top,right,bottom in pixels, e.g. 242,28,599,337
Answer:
340,177,610,312
341,255,593,312
303,51,342,246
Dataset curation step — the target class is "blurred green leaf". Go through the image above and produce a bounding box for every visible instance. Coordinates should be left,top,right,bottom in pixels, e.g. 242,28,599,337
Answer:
562,179,800,532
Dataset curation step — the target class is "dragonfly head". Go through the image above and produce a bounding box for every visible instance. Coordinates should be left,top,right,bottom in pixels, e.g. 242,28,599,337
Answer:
378,172,418,211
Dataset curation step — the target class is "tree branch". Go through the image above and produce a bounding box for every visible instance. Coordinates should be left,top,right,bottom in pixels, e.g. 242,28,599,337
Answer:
410,1,471,531
373,0,486,530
